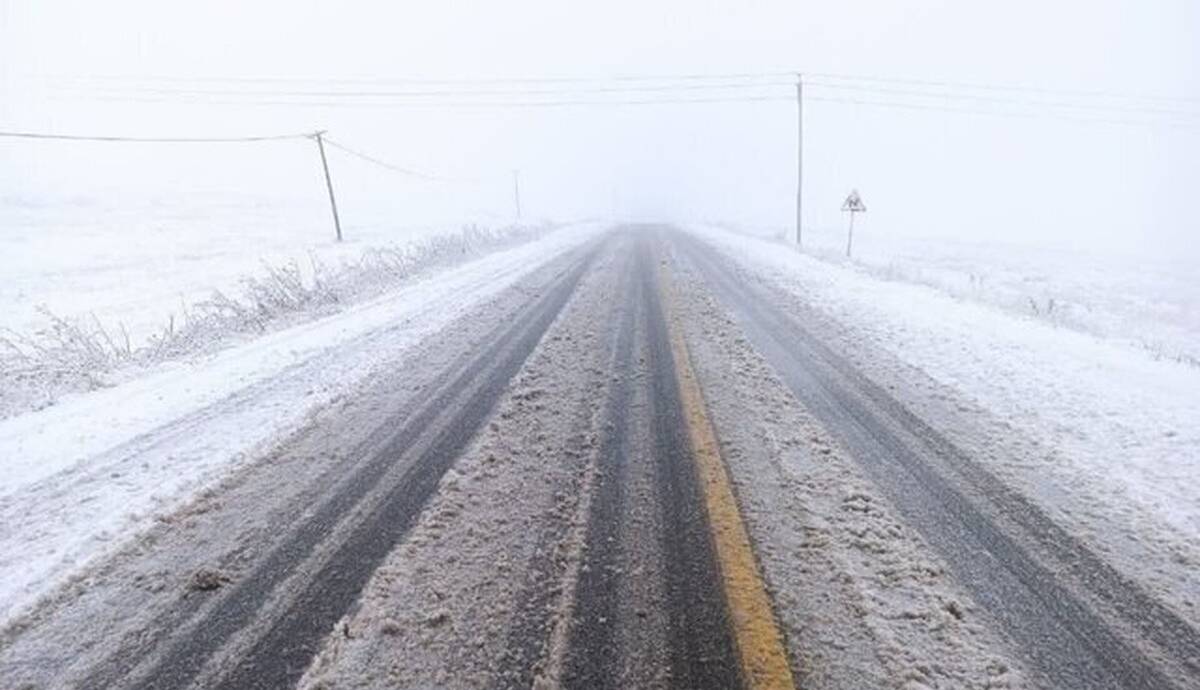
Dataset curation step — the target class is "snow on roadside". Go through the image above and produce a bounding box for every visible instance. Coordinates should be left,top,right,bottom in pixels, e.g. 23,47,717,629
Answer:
685,223,1200,613
0,220,562,419
0,222,605,626
0,195,520,348
720,222,1200,368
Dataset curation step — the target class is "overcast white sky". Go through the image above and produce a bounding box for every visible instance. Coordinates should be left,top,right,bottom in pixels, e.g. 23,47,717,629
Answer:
2,1,1198,257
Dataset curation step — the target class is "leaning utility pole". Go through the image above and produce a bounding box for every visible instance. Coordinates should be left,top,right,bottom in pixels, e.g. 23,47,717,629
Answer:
312,130,343,242
512,169,523,221
795,73,804,247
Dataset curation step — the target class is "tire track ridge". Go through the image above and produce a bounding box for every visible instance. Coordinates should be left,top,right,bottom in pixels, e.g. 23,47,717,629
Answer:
641,237,744,689
82,248,597,690
556,248,642,689
493,246,639,689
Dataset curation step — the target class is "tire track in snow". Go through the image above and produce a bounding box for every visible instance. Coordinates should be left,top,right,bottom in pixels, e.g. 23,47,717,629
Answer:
547,236,743,689
674,230,1199,690
77,249,596,690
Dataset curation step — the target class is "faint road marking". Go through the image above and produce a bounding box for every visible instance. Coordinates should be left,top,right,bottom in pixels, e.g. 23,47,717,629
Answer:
658,260,798,690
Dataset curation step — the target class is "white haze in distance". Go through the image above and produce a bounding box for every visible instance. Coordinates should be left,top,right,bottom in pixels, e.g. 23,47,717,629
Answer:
1,0,1197,259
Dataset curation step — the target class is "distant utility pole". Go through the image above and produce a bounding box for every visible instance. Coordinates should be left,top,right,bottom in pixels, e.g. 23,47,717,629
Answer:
795,73,804,248
512,169,523,221
312,130,343,242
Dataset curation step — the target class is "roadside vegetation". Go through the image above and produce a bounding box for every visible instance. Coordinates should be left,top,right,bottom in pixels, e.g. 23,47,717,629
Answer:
0,222,557,419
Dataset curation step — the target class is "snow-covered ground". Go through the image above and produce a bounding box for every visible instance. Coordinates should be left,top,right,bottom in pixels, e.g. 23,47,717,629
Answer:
0,194,540,347
0,195,572,418
719,222,1200,367
0,222,604,626
688,223,1200,613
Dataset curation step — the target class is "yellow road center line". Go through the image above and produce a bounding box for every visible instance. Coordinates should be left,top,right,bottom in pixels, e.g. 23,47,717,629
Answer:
658,263,798,690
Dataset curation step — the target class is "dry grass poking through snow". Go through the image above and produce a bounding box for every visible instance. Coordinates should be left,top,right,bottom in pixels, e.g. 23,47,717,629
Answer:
0,222,556,419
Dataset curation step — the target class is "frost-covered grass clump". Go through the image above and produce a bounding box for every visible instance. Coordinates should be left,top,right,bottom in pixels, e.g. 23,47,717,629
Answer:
0,222,554,418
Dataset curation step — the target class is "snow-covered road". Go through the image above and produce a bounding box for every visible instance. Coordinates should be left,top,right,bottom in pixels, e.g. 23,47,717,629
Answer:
0,225,1195,690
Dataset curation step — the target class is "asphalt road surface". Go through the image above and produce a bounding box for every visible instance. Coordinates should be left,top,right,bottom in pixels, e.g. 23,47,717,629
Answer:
1,226,1196,690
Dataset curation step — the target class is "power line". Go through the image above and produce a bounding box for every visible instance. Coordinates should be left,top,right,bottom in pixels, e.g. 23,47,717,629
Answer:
805,94,1200,130
47,71,795,87
806,70,1200,106
73,94,797,108
55,78,1200,124
45,68,1198,106
0,126,494,185
319,136,448,181
806,81,1200,120
15,68,1198,134
69,91,1200,129
73,81,796,99
0,130,311,143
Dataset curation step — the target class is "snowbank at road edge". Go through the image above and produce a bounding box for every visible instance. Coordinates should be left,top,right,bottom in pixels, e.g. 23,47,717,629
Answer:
0,222,607,626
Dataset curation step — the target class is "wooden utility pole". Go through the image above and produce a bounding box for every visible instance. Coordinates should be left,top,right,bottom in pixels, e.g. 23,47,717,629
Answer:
512,169,522,221
795,73,804,247
313,131,343,242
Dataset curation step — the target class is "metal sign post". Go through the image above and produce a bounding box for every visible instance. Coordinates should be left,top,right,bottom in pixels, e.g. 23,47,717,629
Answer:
841,189,866,258
512,169,522,221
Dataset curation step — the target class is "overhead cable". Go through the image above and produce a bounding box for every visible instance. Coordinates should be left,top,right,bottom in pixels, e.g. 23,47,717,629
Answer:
0,130,311,143
319,136,447,181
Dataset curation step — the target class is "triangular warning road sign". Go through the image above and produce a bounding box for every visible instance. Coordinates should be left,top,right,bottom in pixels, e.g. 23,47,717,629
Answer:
841,189,866,212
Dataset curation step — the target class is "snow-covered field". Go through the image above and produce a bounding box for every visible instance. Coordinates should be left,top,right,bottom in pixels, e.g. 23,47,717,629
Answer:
689,223,1200,613
0,195,546,347
0,221,604,626
5,198,347,338
0,195,570,418
720,222,1200,368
